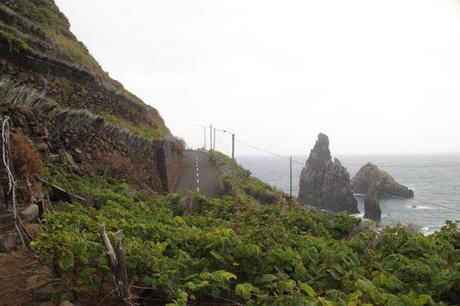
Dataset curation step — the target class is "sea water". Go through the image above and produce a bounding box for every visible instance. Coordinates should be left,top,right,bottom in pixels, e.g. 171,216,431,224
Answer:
237,154,460,234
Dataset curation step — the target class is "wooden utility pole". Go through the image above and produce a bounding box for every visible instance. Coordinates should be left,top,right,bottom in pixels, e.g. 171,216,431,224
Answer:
209,125,212,151
203,127,207,150
289,156,293,198
232,134,235,160
213,127,216,151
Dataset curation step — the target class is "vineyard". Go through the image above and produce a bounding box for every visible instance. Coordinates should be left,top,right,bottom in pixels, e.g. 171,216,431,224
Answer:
30,164,460,305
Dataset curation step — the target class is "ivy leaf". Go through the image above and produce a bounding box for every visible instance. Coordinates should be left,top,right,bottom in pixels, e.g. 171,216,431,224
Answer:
235,283,258,300
155,241,168,253
58,252,74,271
348,290,362,306
217,270,237,281
261,274,277,283
299,282,316,297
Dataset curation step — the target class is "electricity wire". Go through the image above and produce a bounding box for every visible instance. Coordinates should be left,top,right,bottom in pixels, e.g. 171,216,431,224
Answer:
212,125,460,214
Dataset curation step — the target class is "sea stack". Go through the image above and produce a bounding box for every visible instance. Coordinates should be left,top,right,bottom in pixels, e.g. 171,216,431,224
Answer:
363,185,381,222
351,163,414,198
298,133,359,213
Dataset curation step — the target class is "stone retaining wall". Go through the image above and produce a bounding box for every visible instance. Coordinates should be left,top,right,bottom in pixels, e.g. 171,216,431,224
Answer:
3,105,183,193
0,43,167,132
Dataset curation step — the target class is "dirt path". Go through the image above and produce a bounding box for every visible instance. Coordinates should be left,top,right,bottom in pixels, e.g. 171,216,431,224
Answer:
0,249,51,306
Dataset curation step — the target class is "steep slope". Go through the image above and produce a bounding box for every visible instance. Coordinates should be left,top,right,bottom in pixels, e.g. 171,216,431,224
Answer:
0,0,185,194
0,0,169,139
0,0,185,255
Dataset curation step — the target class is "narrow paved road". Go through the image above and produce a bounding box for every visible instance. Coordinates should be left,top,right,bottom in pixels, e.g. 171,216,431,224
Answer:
175,150,222,198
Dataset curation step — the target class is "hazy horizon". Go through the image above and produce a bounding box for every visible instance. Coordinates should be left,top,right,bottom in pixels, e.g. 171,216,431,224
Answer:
55,0,460,156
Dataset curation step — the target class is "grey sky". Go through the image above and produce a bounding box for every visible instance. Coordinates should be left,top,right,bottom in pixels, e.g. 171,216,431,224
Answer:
55,0,460,156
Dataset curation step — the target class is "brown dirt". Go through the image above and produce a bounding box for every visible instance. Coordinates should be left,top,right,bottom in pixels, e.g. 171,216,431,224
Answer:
0,249,51,306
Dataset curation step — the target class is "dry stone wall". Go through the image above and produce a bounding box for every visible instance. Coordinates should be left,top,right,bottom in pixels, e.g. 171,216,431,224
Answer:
3,105,183,193
0,44,167,131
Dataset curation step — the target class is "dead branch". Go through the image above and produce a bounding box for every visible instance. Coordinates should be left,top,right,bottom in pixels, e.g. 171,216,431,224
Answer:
99,224,118,269
38,177,86,203
99,224,137,305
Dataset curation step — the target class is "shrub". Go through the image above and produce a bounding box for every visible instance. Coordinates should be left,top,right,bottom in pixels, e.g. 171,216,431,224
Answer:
210,151,284,204
97,112,166,141
11,132,45,179
31,176,460,305
92,151,133,179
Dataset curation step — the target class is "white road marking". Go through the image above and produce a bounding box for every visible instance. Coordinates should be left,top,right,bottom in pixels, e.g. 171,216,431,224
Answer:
195,153,200,192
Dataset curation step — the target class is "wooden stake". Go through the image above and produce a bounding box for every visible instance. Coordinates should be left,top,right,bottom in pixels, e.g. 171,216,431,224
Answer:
99,224,135,305
115,230,130,299
99,224,118,269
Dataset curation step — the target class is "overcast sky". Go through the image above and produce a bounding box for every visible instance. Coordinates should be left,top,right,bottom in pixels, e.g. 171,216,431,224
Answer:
55,0,460,156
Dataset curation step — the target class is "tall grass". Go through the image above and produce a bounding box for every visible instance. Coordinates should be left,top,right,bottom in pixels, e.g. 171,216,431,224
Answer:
0,77,164,150
0,1,170,137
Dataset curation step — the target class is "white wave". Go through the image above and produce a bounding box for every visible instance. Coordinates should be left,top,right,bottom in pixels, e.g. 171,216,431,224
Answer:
421,226,435,236
406,205,433,210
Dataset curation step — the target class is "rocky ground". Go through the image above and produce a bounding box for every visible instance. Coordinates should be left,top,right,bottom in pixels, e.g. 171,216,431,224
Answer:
0,249,54,306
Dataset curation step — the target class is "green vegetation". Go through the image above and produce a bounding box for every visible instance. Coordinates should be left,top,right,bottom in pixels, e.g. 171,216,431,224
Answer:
0,1,170,136
2,0,103,74
210,151,282,204
0,29,29,53
32,166,460,305
98,112,167,141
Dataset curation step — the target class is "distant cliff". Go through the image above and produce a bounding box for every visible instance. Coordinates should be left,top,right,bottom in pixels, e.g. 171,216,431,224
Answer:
298,133,359,214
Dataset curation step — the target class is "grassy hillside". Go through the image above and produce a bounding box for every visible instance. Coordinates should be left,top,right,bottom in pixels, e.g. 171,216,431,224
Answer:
209,151,284,204
0,0,170,139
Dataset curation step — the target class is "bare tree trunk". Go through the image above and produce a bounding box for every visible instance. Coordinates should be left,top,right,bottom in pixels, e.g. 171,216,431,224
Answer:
99,224,135,305
114,231,130,298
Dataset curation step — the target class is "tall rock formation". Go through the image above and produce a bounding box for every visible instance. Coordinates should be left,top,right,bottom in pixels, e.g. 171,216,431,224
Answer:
363,185,381,222
298,133,359,213
351,163,414,198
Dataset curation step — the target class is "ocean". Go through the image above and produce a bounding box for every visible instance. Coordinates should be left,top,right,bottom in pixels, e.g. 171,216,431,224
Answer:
237,154,460,234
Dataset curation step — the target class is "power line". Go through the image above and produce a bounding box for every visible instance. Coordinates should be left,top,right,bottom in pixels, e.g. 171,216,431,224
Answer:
209,125,460,214
411,199,460,213
235,138,305,166
381,189,460,213
215,128,304,164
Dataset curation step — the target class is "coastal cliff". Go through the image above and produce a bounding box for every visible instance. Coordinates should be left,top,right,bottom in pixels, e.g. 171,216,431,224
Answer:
351,162,414,198
298,133,359,213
